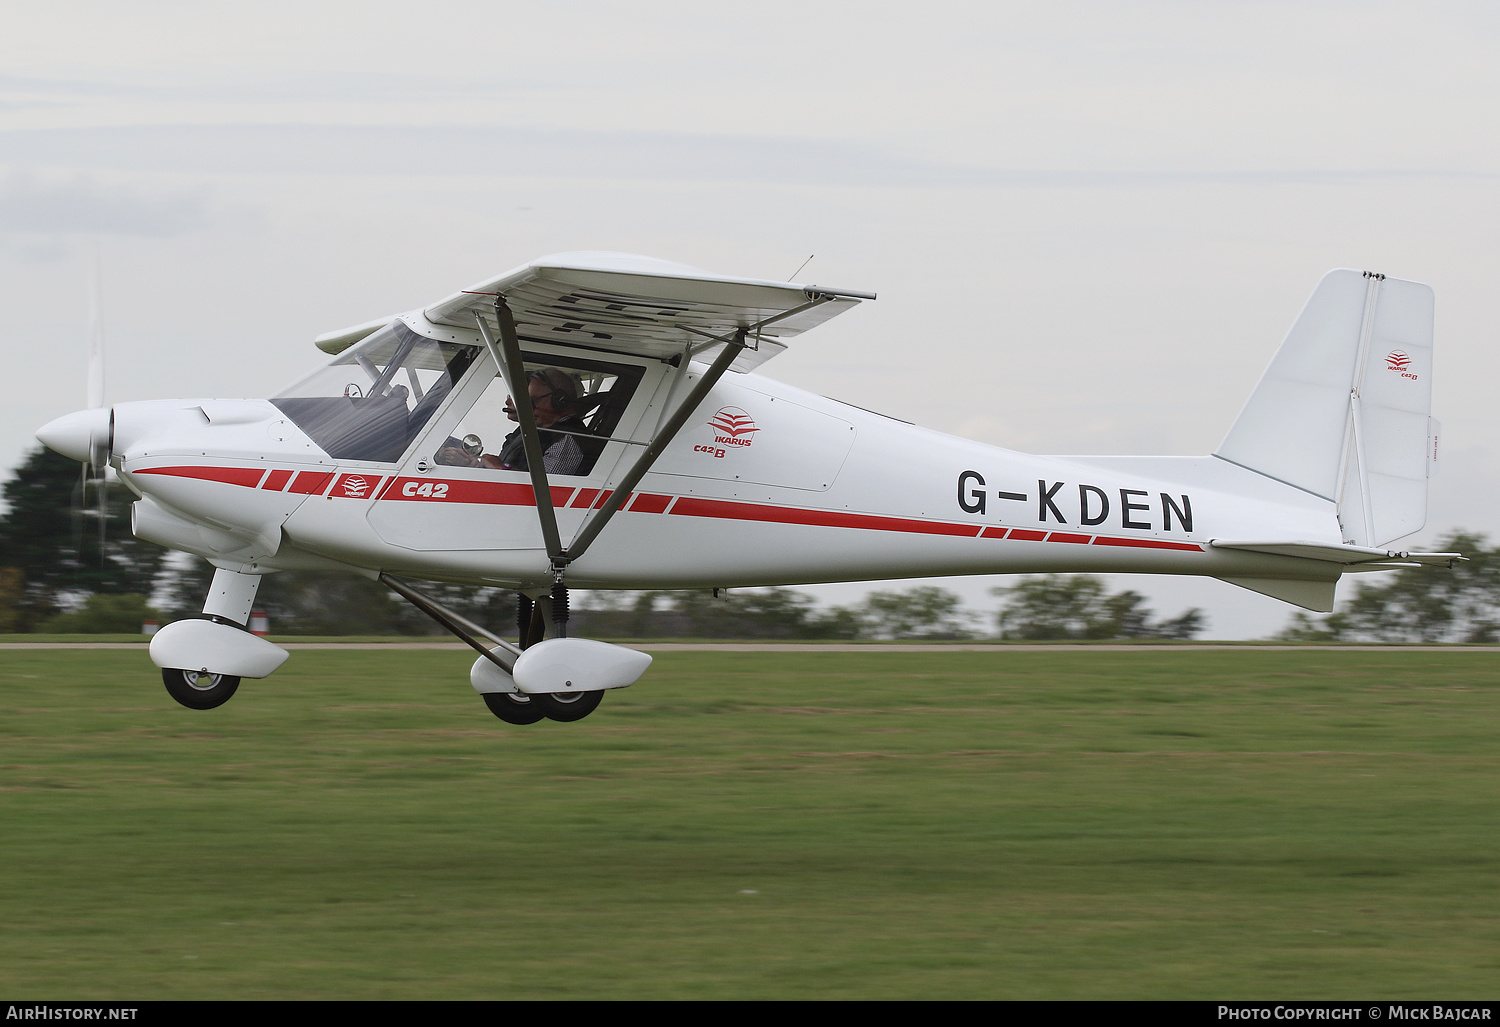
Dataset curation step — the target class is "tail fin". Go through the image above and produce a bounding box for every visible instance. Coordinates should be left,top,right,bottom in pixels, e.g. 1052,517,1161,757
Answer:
1215,269,1436,547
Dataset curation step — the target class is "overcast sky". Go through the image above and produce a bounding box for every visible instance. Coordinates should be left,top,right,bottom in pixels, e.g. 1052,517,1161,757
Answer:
2,1,1496,637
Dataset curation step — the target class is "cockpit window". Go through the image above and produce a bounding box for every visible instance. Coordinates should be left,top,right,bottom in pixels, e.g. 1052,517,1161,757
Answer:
272,322,478,462
437,352,644,477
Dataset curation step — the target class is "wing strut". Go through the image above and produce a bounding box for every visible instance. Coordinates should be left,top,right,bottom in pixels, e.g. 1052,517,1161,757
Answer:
564,326,747,564
476,299,564,561
477,291,839,580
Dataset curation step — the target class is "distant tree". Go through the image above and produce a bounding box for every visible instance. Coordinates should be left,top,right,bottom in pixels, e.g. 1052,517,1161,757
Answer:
1148,606,1206,641
0,446,169,629
159,557,516,636
860,586,973,639
995,575,1107,639
1276,531,1497,643
1277,611,1341,642
571,587,863,639
569,590,665,638
0,567,24,633
41,593,163,633
993,574,1205,640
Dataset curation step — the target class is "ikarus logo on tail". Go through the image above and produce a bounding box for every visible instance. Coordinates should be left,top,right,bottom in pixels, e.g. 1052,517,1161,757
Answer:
1387,351,1418,379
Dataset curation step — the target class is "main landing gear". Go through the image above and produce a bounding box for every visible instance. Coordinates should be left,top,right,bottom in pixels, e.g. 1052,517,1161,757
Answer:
483,587,606,725
483,691,547,725
482,689,604,725
381,574,649,727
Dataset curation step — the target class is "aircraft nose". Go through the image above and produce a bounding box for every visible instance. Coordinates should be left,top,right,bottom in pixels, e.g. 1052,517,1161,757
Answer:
36,407,111,463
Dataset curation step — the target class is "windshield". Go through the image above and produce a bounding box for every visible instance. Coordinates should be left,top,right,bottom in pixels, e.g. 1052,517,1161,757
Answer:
273,321,478,462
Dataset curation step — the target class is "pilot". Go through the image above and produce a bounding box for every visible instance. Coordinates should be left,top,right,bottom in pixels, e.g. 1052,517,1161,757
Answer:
439,368,586,475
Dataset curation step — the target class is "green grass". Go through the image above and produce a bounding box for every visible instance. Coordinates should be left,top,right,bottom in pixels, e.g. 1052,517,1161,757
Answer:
2,648,1498,998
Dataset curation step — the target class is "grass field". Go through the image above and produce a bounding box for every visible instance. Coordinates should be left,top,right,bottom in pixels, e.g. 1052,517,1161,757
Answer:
2,646,1498,999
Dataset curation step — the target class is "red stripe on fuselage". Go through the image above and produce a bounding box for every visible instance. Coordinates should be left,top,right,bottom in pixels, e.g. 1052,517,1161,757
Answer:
288,470,334,495
628,493,671,514
667,499,1202,551
135,465,268,488
1091,535,1203,552
668,497,984,538
128,465,1205,552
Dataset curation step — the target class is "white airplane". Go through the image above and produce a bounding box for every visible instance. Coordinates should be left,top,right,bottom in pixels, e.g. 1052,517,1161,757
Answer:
36,253,1457,724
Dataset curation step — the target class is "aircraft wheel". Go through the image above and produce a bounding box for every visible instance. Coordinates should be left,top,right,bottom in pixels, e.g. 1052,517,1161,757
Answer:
162,669,241,710
534,689,603,723
483,691,547,725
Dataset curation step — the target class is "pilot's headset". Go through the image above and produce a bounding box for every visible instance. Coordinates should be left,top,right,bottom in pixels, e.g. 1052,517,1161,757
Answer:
526,368,577,414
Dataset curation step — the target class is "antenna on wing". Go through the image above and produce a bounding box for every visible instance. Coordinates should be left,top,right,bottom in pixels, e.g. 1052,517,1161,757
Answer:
787,254,814,282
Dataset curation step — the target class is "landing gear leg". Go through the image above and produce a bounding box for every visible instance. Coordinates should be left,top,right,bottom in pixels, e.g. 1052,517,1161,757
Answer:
161,568,262,711
489,584,603,724
517,592,546,650
489,590,549,723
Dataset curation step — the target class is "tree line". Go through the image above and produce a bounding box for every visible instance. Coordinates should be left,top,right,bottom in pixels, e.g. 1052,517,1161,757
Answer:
1278,531,1496,643
28,441,1444,641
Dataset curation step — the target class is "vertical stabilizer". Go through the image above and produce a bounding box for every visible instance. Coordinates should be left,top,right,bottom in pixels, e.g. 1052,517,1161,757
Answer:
1215,270,1434,547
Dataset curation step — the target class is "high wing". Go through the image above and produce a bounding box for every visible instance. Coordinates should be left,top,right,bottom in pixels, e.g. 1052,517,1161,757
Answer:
316,251,874,371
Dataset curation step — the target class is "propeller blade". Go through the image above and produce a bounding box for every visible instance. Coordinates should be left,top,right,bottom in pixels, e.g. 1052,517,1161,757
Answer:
97,468,108,569
71,464,86,566
87,247,105,411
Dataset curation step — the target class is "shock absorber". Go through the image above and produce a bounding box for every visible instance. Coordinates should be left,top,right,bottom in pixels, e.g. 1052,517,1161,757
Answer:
551,582,570,639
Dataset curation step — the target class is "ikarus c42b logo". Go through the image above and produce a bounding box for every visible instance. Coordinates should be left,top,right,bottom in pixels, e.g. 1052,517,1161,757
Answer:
1387,350,1419,380
695,406,760,459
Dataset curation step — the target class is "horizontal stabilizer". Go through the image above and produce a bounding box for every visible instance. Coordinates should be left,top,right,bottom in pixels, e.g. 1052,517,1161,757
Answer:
1211,539,1463,567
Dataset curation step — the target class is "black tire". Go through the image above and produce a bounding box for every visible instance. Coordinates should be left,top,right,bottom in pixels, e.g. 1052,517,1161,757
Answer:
534,689,603,723
162,668,241,710
483,691,547,725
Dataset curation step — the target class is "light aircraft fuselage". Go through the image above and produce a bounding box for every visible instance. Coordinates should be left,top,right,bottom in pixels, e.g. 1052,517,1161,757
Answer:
34,253,1456,720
